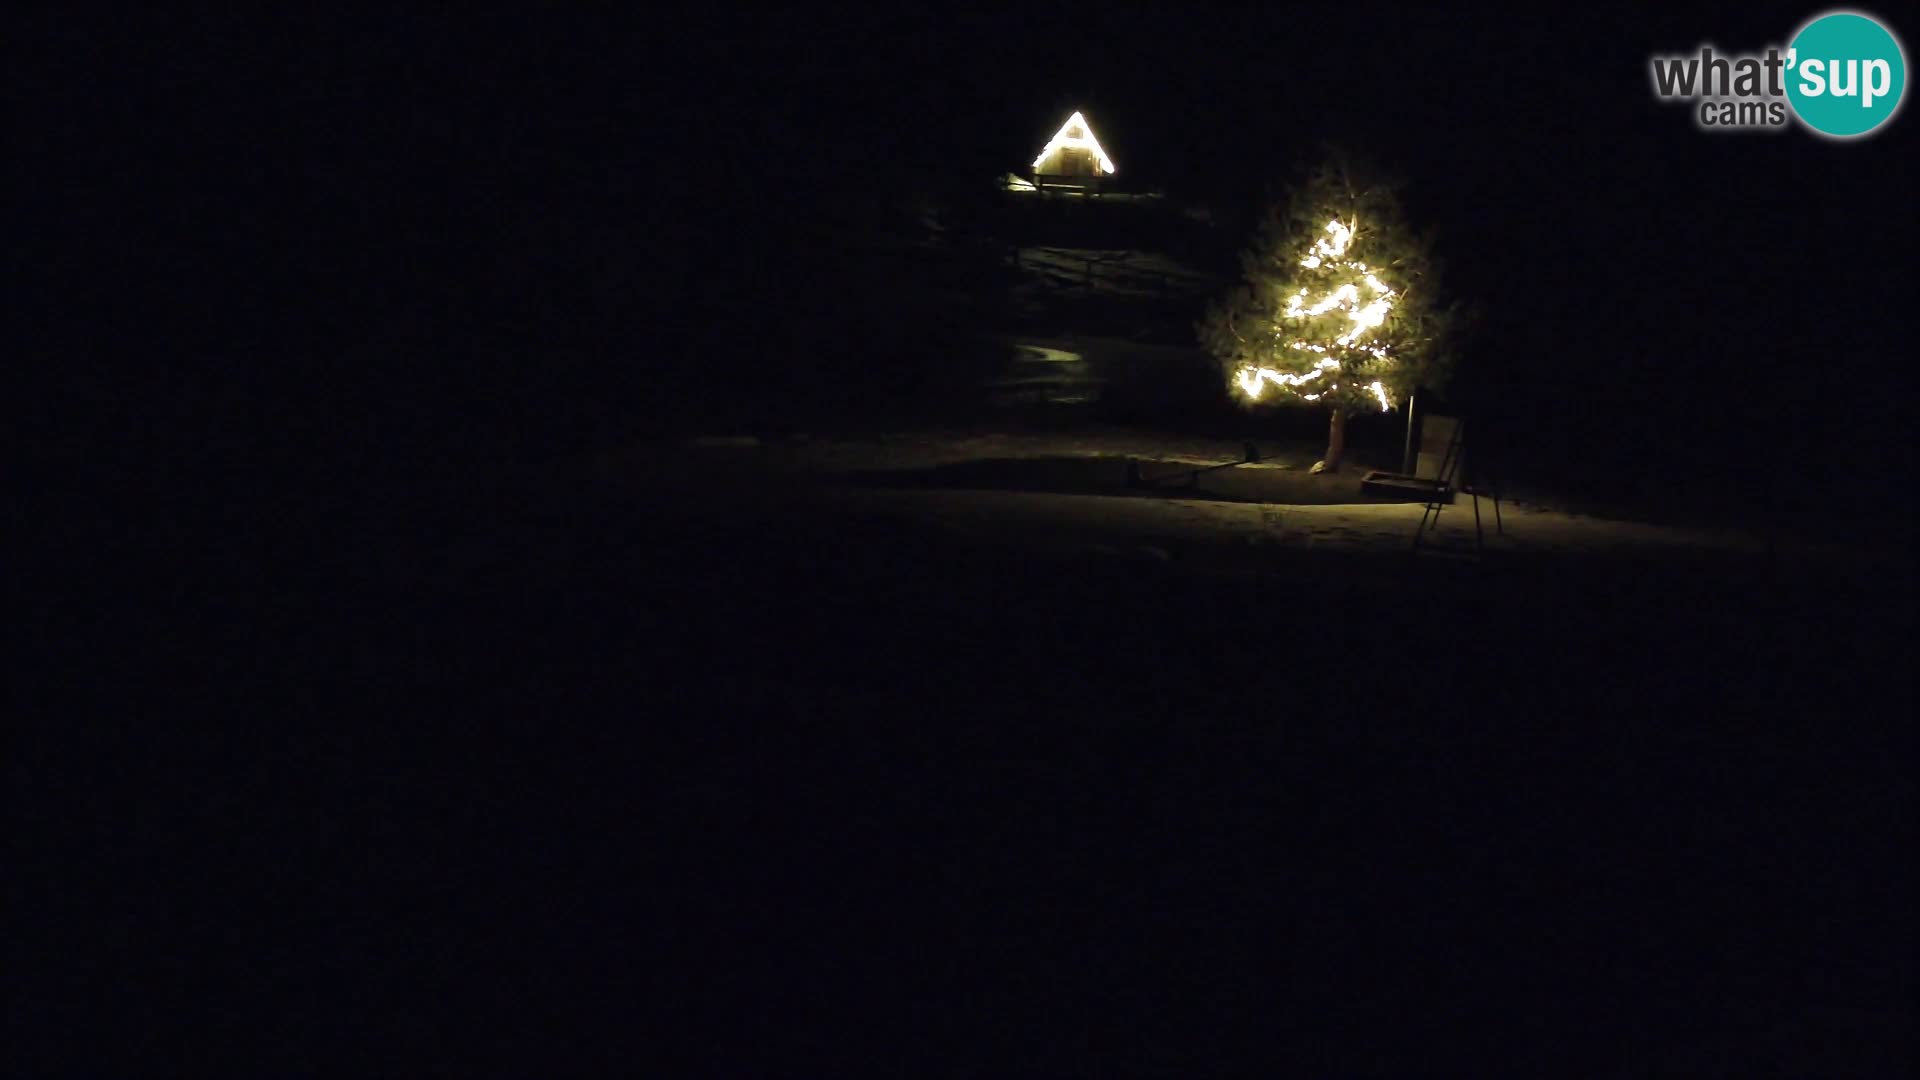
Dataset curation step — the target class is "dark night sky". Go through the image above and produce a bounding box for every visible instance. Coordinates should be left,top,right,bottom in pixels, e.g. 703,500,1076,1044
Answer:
671,2,1913,473
21,5,1912,485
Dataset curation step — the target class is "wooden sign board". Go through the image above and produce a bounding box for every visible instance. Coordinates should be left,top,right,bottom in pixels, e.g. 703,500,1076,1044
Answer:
1416,413,1463,484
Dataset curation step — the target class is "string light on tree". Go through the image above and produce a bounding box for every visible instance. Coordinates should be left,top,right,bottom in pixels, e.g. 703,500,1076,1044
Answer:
1241,220,1398,409
1198,157,1458,473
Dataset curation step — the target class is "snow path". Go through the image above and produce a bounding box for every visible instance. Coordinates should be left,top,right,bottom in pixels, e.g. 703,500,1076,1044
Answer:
815,486,1774,573
488,431,1907,598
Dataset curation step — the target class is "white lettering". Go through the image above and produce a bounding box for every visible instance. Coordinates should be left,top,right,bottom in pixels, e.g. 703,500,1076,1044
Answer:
1863,59,1892,108
1800,57,1826,96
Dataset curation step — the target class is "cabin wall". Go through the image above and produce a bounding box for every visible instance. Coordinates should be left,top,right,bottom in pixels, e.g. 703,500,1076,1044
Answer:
1036,145,1096,176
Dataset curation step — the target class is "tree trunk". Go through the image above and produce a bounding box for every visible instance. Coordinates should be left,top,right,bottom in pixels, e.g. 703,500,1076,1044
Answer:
1315,407,1348,473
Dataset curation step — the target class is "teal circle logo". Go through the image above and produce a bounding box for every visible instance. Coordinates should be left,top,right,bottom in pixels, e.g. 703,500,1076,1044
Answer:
1786,11,1907,137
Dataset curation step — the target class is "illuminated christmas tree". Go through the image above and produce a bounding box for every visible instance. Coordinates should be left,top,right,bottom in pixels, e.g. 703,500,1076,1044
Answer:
1200,158,1457,472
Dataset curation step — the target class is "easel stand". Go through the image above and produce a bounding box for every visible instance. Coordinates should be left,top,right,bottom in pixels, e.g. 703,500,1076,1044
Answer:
1412,418,1503,556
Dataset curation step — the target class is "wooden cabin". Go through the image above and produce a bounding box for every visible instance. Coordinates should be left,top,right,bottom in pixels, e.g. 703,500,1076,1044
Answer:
1031,110,1117,191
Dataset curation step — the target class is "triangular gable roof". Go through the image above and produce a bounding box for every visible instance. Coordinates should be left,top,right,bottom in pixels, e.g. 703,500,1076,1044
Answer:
1031,110,1116,175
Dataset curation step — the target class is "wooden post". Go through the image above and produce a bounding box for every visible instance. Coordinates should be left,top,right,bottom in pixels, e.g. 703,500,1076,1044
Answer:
1402,389,1418,475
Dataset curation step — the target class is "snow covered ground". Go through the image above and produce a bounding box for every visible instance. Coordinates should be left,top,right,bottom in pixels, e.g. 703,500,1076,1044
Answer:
1003,245,1225,346
821,488,1752,569
560,429,1903,593
380,422,1914,619
969,335,1219,412
272,422,1909,1079
1015,247,1221,299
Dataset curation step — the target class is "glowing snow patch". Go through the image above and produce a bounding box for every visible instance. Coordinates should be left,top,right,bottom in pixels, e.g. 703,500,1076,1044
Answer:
1015,345,1084,364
